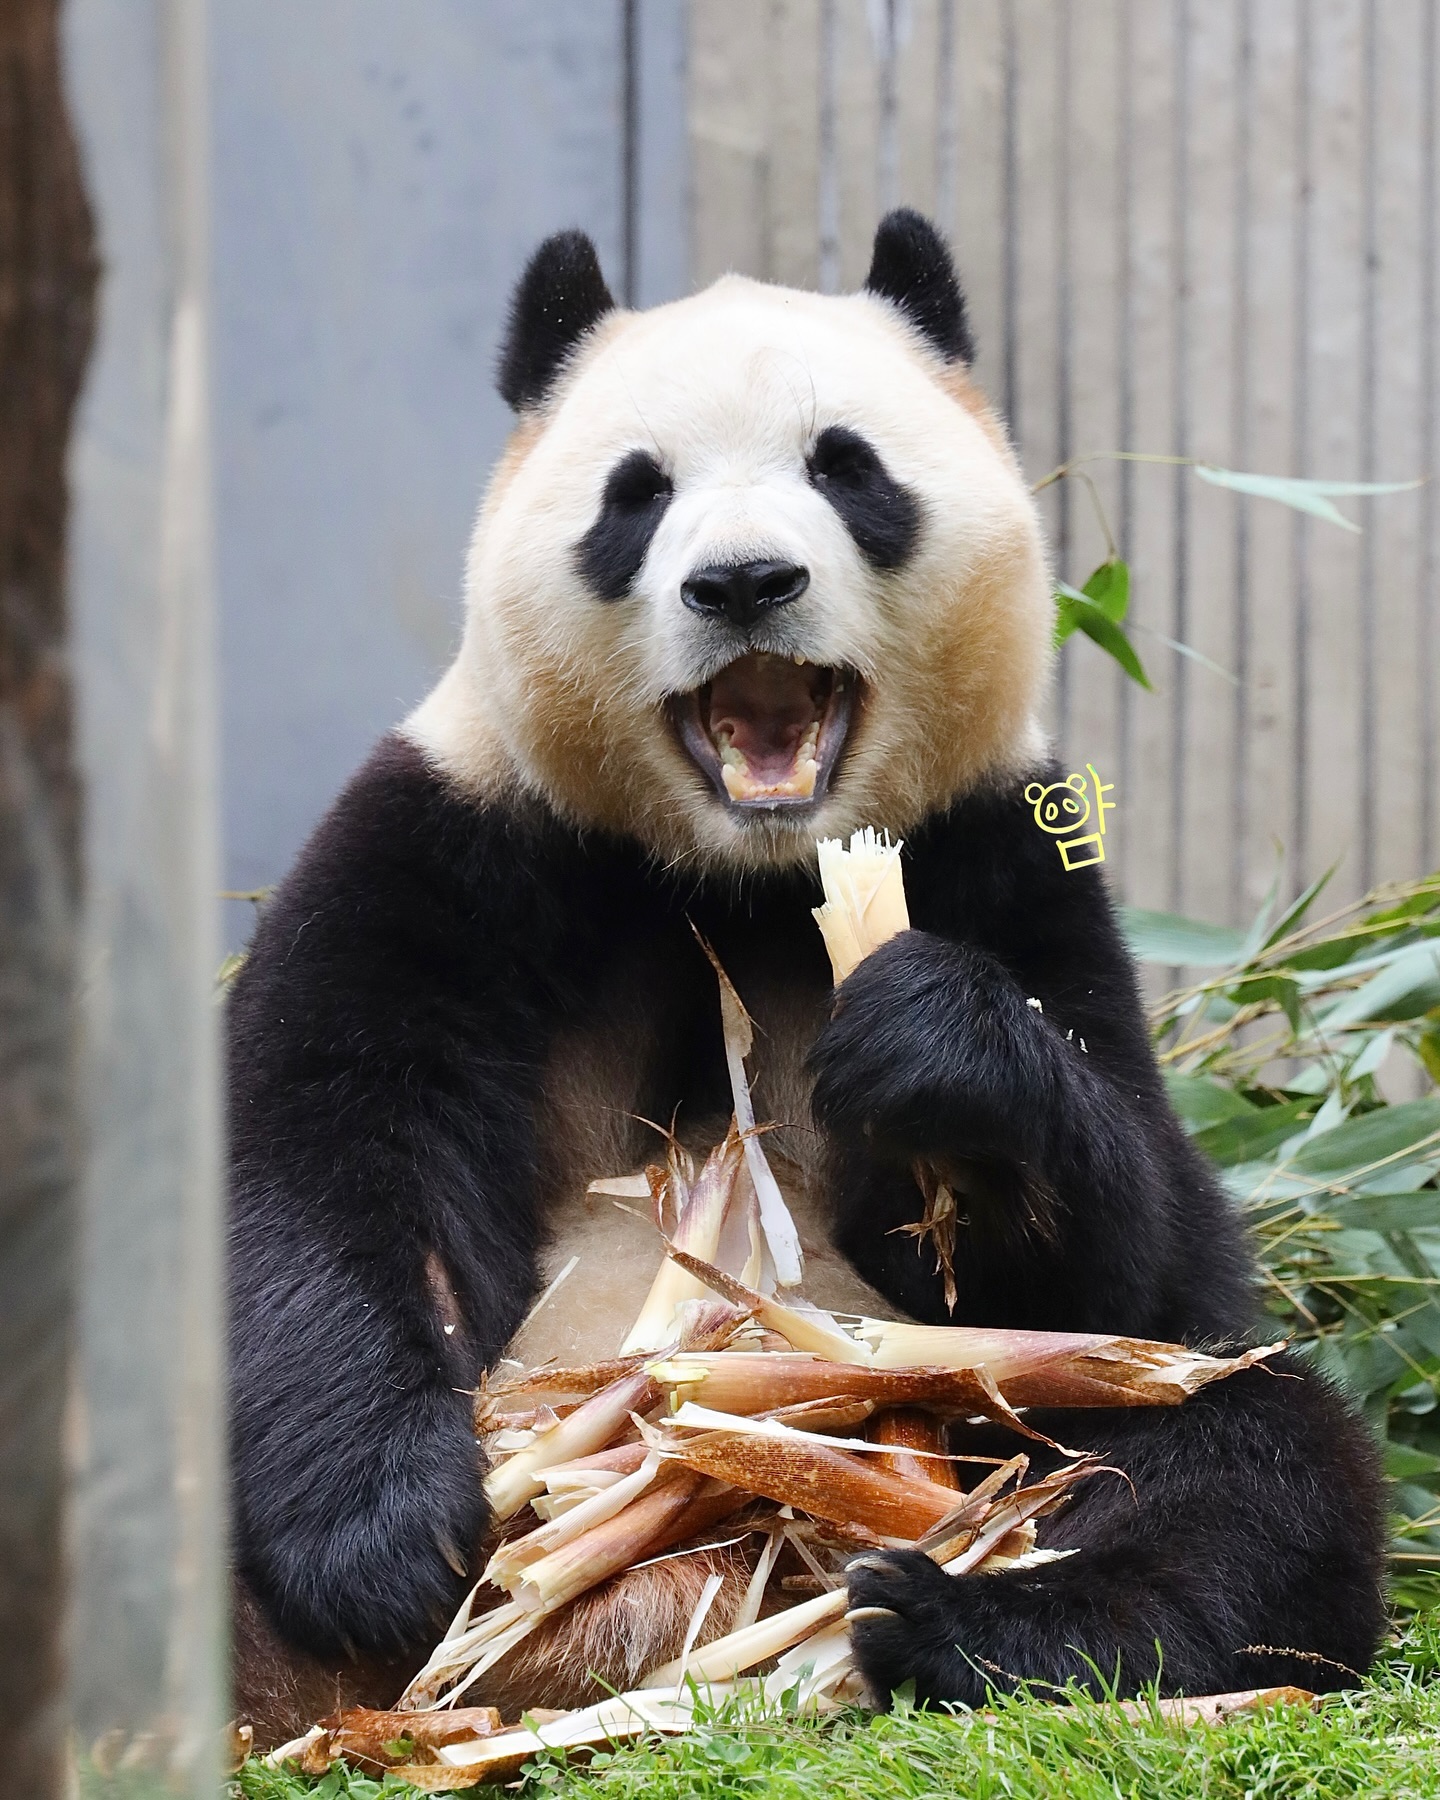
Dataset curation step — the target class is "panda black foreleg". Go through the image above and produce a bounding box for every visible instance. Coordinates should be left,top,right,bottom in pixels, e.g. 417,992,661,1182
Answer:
846,1360,1388,1707
808,928,1219,1336
227,742,626,1667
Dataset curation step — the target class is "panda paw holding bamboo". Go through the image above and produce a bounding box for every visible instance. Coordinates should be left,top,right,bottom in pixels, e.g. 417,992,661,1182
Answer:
810,931,1055,1166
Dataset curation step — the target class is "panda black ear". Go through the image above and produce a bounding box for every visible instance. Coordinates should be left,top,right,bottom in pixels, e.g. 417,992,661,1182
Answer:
863,209,975,364
496,230,616,410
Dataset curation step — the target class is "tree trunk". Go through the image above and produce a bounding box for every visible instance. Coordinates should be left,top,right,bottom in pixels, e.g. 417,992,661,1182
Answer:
0,0,97,1790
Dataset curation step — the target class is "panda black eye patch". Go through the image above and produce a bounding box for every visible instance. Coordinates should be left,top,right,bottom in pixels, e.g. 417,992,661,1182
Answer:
575,450,674,601
806,425,921,570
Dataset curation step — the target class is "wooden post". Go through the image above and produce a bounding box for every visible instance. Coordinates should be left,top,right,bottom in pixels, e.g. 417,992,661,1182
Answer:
0,1,97,1793
63,0,226,1788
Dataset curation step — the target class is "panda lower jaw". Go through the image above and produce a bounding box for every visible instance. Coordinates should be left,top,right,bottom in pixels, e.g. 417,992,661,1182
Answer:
667,653,859,814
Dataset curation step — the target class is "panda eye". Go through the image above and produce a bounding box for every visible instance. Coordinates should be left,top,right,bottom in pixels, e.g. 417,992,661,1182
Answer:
807,426,882,487
576,450,675,601
805,425,921,571
604,450,673,510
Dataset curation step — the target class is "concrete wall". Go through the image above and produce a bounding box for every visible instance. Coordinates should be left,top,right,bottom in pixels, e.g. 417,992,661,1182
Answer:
210,1,688,945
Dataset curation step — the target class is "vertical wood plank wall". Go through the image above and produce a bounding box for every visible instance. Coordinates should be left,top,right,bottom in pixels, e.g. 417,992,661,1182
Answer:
688,0,1440,923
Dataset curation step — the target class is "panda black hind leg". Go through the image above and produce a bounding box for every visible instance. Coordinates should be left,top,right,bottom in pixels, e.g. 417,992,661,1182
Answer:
846,1362,1387,1707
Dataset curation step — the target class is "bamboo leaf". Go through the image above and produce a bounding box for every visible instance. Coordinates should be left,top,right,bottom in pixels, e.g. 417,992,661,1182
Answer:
1228,974,1303,1035
1054,584,1153,687
1261,863,1338,953
1165,1073,1258,1132
1140,627,1240,686
1323,1193,1440,1233
1384,1443,1440,1482
1194,465,1423,531
1081,558,1130,622
1318,947,1440,1031
1288,1099,1440,1178
1284,933,1381,974
1191,1099,1314,1168
1120,907,1249,967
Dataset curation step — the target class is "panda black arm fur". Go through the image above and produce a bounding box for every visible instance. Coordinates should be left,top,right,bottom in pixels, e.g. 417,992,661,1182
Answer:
810,772,1254,1343
226,734,637,1659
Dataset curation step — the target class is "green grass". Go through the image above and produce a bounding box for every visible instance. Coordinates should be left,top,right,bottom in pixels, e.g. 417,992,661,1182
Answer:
234,1614,1440,1800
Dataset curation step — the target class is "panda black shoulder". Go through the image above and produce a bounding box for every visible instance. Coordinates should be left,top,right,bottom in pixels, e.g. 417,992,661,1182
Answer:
225,734,645,1192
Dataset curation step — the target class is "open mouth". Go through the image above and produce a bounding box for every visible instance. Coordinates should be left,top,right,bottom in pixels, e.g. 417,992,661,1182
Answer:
667,652,858,811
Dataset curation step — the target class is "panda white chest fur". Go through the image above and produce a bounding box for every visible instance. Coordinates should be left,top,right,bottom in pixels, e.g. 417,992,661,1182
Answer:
509,956,892,1372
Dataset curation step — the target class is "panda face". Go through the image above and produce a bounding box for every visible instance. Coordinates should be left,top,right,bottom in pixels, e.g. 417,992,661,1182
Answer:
409,257,1052,873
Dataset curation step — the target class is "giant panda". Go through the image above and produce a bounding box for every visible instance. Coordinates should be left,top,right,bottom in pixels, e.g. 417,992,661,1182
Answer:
228,210,1387,1740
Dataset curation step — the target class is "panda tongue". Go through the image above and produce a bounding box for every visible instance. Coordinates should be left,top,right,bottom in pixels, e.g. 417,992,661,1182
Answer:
707,654,825,785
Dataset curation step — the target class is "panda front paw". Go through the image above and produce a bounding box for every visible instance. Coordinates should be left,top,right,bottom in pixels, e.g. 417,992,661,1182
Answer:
846,1549,983,1708
808,930,1054,1165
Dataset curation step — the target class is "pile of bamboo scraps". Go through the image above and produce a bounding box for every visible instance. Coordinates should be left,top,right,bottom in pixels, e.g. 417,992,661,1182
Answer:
263,832,1282,1785
266,1170,1278,1787
267,1286,1281,1791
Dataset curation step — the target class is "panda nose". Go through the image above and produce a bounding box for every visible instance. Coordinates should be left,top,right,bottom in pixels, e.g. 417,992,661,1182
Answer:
680,559,811,629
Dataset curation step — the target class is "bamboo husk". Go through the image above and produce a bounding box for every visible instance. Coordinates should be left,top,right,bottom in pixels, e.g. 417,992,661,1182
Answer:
322,1706,503,1770
487,1302,748,1519
641,1587,849,1689
272,1683,1319,1787
484,1452,664,1589
638,1419,963,1542
664,1248,871,1363
622,1127,747,1354
479,1299,743,1412
692,929,805,1286
485,1367,657,1522
663,1401,970,1467
857,1320,1284,1401
511,1470,740,1616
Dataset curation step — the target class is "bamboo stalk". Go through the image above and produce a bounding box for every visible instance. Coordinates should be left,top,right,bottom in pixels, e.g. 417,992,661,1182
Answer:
485,1367,656,1522
651,1334,1281,1417
868,1407,961,1489
641,1587,849,1689
512,1472,743,1616
645,1351,1028,1430
858,1320,1283,1402
813,829,910,984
